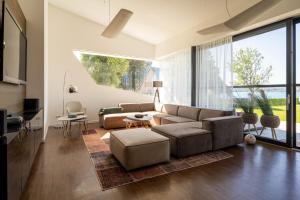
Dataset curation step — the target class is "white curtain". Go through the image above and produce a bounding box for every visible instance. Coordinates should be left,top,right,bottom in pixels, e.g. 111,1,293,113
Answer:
196,37,233,110
158,49,191,105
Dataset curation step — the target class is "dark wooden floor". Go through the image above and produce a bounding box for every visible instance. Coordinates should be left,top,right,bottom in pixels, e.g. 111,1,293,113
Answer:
22,123,300,200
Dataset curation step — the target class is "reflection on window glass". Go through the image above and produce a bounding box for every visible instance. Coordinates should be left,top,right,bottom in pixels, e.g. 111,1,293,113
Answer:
77,52,159,95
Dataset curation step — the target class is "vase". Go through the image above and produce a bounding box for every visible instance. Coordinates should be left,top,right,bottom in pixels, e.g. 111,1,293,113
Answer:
260,115,280,128
242,113,258,125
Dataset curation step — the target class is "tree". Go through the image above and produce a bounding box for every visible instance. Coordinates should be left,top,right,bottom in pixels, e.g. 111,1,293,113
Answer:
233,48,272,88
81,54,129,88
233,48,272,109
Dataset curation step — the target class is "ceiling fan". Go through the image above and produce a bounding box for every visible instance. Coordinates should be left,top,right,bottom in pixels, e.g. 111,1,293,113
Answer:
101,0,133,38
197,0,282,35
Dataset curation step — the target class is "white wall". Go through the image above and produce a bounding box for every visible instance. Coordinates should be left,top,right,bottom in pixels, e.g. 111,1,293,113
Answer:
48,5,155,126
155,0,300,58
19,0,46,138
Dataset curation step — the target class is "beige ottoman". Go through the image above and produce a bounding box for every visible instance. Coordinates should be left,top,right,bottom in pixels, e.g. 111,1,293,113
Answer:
110,128,170,171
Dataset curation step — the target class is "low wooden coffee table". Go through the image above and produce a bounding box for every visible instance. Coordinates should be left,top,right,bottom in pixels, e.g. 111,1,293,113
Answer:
123,114,153,128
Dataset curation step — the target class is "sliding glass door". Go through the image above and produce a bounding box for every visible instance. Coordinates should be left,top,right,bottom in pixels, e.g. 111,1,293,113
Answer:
295,22,300,148
233,22,289,146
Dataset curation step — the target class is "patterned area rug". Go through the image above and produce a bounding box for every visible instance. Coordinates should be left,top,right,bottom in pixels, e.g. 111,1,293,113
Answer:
82,129,233,191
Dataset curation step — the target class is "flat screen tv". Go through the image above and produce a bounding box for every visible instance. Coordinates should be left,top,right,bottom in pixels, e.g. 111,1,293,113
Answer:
0,4,27,84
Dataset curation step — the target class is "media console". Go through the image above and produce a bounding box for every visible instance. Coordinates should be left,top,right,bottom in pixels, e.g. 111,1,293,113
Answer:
0,108,43,200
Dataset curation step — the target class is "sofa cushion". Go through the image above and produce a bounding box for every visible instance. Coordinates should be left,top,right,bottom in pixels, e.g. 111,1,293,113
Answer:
151,122,211,158
198,108,225,121
119,103,141,113
161,104,179,115
161,116,195,125
140,103,155,112
178,106,200,121
152,122,204,138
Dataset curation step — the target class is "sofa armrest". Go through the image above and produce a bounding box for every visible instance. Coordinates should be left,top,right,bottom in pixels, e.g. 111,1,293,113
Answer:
202,116,243,150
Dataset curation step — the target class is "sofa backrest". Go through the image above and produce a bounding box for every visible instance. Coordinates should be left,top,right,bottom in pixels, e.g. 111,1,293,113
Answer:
119,103,141,113
198,108,228,121
178,106,200,121
161,104,179,116
140,103,155,112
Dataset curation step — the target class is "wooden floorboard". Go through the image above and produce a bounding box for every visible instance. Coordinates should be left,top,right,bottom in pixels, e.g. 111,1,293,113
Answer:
21,123,300,200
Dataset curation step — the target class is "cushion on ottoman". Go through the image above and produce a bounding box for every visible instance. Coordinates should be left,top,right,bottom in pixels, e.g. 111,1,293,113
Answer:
110,128,170,170
152,122,212,158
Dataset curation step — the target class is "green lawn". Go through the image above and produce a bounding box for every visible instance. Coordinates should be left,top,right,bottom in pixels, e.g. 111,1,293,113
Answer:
237,104,300,123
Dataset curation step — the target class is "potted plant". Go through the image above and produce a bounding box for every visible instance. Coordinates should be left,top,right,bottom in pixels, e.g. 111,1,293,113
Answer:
234,93,258,133
255,89,280,139
235,97,258,124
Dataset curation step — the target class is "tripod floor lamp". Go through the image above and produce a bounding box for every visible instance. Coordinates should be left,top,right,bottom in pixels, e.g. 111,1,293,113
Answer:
153,81,163,103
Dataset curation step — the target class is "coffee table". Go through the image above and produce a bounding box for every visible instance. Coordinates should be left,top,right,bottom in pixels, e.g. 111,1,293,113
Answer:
123,114,153,128
57,115,88,137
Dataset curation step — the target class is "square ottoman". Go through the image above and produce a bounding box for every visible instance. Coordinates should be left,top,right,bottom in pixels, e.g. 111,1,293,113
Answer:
110,128,170,171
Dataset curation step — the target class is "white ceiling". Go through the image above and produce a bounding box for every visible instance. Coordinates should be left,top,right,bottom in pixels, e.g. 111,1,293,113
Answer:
48,0,261,44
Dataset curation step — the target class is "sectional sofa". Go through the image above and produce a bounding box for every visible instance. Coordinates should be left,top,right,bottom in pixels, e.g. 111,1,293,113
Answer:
99,103,243,158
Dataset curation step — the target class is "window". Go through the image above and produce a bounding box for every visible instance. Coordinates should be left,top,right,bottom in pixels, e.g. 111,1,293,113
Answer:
77,52,159,95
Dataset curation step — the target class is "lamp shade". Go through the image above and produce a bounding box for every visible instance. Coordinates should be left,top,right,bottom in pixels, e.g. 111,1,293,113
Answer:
153,81,163,88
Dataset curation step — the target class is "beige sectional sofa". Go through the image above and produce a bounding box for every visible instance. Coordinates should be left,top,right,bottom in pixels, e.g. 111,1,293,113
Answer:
100,102,243,158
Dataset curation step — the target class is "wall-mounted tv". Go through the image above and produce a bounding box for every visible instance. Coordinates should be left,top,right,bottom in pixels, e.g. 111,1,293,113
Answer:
0,3,27,84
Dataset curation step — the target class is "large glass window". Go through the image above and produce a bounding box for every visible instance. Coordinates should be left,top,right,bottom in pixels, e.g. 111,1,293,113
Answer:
233,26,287,143
76,52,159,95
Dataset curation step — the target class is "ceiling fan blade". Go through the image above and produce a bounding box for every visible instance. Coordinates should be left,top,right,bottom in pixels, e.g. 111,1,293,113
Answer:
198,0,282,35
224,0,282,30
101,9,133,38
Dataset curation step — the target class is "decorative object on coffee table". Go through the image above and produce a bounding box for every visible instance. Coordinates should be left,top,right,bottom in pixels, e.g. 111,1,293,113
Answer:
256,89,280,139
153,81,163,103
124,114,152,128
234,92,258,134
245,134,256,144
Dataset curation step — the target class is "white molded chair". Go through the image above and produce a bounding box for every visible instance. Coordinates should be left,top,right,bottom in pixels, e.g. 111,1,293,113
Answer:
65,101,86,115
65,101,88,133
